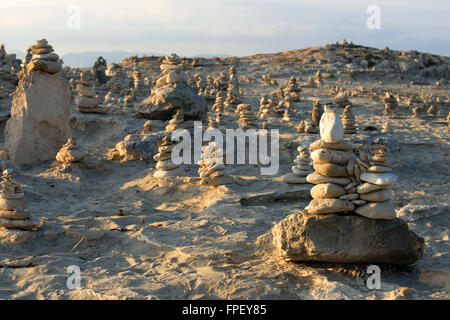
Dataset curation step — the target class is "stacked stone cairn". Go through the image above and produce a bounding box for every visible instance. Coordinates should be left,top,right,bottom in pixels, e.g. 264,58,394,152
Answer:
228,65,240,97
213,91,226,112
197,141,232,186
153,136,184,178
382,92,399,116
355,137,397,219
156,53,186,88
75,72,105,113
55,138,86,166
165,110,192,131
224,90,238,109
26,39,62,74
237,104,258,129
283,144,313,184
259,97,278,120
305,105,357,215
341,105,357,134
283,76,301,102
0,170,39,243
133,66,144,92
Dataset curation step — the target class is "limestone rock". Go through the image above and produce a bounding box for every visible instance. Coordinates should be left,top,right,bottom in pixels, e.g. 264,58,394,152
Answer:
306,198,355,214
355,200,397,219
360,171,398,186
306,172,352,186
262,213,424,265
311,183,346,199
136,82,207,120
319,106,344,143
5,72,71,165
310,148,352,165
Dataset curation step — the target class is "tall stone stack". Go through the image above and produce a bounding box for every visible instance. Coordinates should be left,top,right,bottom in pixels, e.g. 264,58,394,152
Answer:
197,142,232,186
237,104,258,129
355,138,397,219
0,170,39,243
258,97,277,120
283,144,313,184
212,92,226,112
5,39,71,165
305,106,356,215
75,72,105,114
224,90,239,109
341,105,357,134
133,66,144,91
153,136,184,178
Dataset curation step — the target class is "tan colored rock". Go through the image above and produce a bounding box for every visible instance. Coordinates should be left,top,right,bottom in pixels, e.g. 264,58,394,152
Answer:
306,198,355,214
5,71,71,165
309,139,353,151
355,200,396,219
310,148,353,165
313,163,348,177
311,183,346,199
306,172,352,185
360,189,393,202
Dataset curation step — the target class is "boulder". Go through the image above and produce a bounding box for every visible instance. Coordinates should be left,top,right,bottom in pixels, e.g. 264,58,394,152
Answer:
5,72,71,165
258,212,424,265
136,82,207,120
115,133,164,161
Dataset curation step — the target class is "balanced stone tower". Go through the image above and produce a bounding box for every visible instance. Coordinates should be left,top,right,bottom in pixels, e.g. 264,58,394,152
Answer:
198,142,232,186
0,170,39,243
75,72,105,114
153,136,184,178
341,105,356,134
260,105,424,266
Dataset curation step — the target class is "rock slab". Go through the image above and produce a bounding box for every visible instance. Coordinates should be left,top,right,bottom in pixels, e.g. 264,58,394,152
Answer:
136,82,207,120
5,72,71,165
259,212,424,265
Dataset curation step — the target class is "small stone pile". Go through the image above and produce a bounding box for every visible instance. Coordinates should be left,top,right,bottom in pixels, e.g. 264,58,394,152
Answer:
0,170,39,243
198,142,232,186
355,138,397,219
237,104,258,129
258,97,278,120
215,111,225,126
26,39,62,74
334,91,352,108
75,72,105,113
283,144,313,184
314,70,323,87
262,74,277,86
341,106,357,134
382,92,399,116
224,90,238,109
153,136,184,178
56,138,86,165
156,53,186,88
165,110,192,131
305,105,356,215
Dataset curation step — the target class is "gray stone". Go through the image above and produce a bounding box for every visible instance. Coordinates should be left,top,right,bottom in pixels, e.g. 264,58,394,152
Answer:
136,82,207,120
258,212,424,265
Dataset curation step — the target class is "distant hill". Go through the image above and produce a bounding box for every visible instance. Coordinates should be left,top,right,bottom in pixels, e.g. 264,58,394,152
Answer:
62,51,165,68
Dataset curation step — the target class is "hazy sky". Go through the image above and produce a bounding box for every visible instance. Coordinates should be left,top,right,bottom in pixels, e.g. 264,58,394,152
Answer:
1,0,449,57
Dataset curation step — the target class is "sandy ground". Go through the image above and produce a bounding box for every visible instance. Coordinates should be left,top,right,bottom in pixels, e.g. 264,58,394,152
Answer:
0,46,448,300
